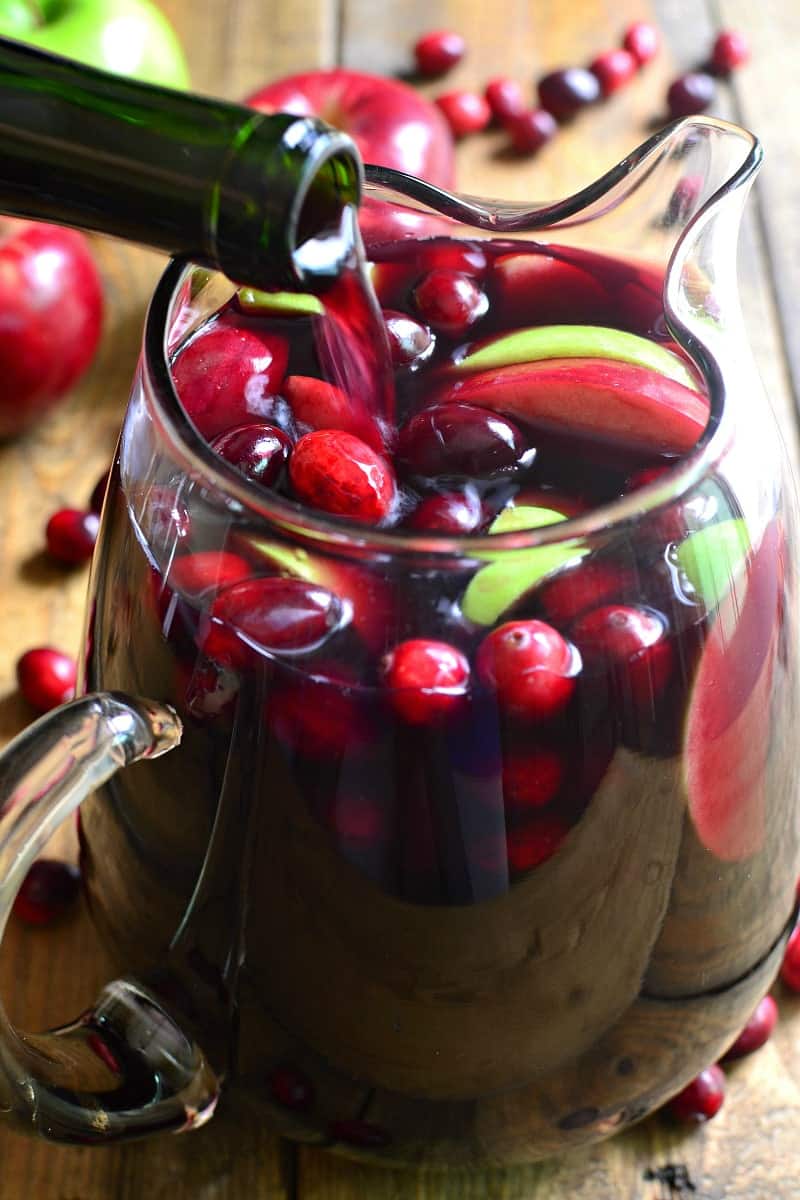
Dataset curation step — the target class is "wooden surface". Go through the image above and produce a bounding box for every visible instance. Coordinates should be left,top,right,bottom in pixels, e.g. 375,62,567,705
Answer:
1,0,799,1196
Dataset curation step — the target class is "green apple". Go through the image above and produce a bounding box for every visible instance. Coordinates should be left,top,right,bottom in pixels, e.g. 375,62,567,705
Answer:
675,518,750,610
455,324,698,390
237,287,324,316
0,0,190,88
462,504,588,626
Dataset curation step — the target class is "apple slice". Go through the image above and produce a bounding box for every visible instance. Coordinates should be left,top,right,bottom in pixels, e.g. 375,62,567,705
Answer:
237,288,324,316
488,253,611,328
461,504,588,626
684,521,781,862
453,324,698,390
433,357,709,457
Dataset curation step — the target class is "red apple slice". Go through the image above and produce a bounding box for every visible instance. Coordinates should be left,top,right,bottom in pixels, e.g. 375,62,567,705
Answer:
684,521,782,861
432,357,709,457
488,253,612,328
284,375,384,453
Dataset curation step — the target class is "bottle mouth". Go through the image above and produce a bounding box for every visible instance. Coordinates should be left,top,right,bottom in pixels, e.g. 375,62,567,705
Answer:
144,117,762,561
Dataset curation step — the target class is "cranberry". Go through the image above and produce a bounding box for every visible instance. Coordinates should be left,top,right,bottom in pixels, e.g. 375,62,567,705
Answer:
397,403,528,479
476,620,579,720
622,21,660,66
16,647,77,712
167,551,251,598
289,430,396,524
381,639,470,725
721,994,778,1061
210,422,292,488
171,321,289,440
413,269,488,338
414,29,465,76
484,77,527,124
434,91,491,138
266,668,375,759
89,469,110,514
539,560,629,626
45,508,99,564
667,73,716,118
711,30,750,75
324,793,388,843
589,48,638,95
267,1063,315,1112
283,375,382,453
502,747,565,816
667,1064,726,1123
13,859,81,925
382,310,435,368
507,814,570,873
571,605,673,708
404,488,485,534
780,924,800,991
328,1118,391,1148
506,108,557,155
537,68,601,121
202,576,345,667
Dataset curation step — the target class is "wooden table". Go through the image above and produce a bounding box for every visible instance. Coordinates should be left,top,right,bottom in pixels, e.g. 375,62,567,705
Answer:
1,0,799,1196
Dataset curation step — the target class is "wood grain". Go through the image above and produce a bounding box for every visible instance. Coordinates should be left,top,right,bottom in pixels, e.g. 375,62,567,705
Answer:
0,0,799,1196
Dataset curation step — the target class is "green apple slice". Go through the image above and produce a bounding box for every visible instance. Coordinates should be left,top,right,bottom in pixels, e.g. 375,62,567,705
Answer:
462,505,587,626
675,519,750,610
237,287,324,316
455,324,698,390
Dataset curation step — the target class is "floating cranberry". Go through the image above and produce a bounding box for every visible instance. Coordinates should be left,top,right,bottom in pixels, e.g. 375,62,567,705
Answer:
171,321,289,440
45,508,99,564
210,422,292,488
382,638,470,725
289,430,396,523
266,668,375,759
539,560,628,627
476,620,579,720
398,403,528,479
414,29,465,76
167,551,251,599
434,91,491,138
507,814,570,873
13,859,81,925
328,1118,391,1149
537,68,601,121
267,1063,315,1112
780,924,800,991
571,604,673,708
16,647,77,712
382,310,435,369
202,576,345,667
503,747,565,816
589,48,638,95
283,375,382,453
711,29,750,75
622,20,660,66
413,269,489,338
667,72,716,118
404,488,485,534
721,994,778,1061
667,1064,726,1123
485,77,527,124
506,108,557,155
89,469,110,514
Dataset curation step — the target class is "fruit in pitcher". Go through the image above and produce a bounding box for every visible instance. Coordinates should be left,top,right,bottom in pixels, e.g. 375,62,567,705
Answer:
247,69,456,189
289,429,396,523
488,253,611,328
211,422,293,488
0,219,103,438
381,639,470,725
476,619,580,720
397,403,529,479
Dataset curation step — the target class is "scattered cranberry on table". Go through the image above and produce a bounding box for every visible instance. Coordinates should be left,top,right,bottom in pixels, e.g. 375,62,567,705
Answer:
45,508,100,564
537,67,601,121
710,29,750,75
622,20,661,66
780,924,800,991
413,29,466,77
667,1064,726,1123
589,48,638,96
16,647,77,712
89,469,110,515
13,859,81,926
484,77,527,124
381,638,470,725
667,72,717,118
434,90,491,138
721,994,778,1061
267,1063,315,1112
507,108,558,155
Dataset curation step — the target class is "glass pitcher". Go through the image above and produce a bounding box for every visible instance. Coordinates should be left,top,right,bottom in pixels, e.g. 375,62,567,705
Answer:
0,104,798,1167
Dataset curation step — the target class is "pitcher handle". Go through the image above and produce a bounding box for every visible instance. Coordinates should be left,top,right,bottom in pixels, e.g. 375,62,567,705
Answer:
0,692,219,1143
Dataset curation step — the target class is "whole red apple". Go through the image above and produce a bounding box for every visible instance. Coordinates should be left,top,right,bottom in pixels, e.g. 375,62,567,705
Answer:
0,219,103,438
247,69,456,189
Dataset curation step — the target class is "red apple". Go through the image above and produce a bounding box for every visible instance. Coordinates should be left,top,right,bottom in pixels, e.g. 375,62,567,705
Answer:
247,69,456,189
0,218,103,438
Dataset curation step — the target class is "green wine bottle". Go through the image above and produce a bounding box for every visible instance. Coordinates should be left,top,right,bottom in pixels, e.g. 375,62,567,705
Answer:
0,37,362,288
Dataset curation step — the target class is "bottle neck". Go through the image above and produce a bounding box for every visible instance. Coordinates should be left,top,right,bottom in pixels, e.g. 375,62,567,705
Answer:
0,38,362,288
